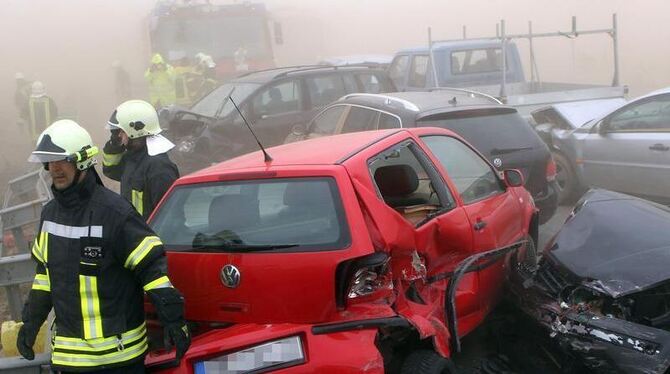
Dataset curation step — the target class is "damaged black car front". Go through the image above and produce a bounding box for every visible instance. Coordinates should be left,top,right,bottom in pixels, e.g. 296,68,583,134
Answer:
511,189,670,373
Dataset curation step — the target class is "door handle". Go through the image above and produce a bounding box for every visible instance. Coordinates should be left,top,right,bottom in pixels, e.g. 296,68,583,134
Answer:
474,220,487,231
649,143,670,151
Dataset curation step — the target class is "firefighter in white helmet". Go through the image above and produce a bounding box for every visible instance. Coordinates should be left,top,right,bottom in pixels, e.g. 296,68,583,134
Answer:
102,100,179,220
19,120,189,372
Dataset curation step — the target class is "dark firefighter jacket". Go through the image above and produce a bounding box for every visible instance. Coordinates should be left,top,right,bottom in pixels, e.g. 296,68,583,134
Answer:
23,169,184,372
102,141,179,220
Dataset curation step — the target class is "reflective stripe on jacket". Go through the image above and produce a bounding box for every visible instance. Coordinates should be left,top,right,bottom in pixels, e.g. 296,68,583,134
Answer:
28,96,57,140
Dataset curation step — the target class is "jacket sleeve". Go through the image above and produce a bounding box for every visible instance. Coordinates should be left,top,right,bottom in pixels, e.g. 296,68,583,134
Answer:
119,209,184,326
147,159,179,216
22,230,52,328
102,140,126,181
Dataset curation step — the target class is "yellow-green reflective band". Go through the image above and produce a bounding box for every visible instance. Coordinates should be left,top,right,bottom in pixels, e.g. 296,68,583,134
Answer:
143,275,173,291
54,323,146,351
42,232,49,263
131,190,144,216
52,338,147,368
31,232,48,264
32,273,50,292
79,275,103,339
124,236,161,270
102,151,123,167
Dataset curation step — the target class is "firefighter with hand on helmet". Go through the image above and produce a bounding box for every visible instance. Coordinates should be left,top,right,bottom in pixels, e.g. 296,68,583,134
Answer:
18,120,190,373
102,100,179,220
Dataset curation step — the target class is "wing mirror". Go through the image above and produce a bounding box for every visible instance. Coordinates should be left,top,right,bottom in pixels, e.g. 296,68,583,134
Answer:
503,169,524,187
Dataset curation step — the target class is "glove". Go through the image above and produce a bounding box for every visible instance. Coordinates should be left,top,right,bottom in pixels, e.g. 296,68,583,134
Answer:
163,322,190,359
17,323,37,360
109,129,123,147
103,130,126,155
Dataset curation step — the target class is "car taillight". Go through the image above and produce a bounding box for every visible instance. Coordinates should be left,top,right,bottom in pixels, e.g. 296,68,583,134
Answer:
546,157,557,182
335,252,393,308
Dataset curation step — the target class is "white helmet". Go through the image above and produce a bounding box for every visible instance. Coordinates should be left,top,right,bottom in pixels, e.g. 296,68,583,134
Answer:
31,81,46,98
29,120,99,170
106,100,162,139
106,100,175,155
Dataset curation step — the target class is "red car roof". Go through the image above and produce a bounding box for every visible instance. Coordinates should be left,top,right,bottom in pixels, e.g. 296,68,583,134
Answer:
186,129,404,177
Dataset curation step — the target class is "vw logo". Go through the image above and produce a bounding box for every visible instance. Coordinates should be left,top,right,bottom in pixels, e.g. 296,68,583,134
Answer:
220,264,241,288
493,158,503,168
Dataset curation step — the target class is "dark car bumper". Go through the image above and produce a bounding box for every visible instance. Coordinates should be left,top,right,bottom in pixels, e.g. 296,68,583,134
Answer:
509,267,670,374
533,180,559,225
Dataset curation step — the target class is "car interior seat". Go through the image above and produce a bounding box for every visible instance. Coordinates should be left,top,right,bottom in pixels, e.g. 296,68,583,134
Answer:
374,164,437,224
281,182,333,219
208,193,260,235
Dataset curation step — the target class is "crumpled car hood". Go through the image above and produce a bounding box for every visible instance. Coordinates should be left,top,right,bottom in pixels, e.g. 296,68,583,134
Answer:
547,189,670,298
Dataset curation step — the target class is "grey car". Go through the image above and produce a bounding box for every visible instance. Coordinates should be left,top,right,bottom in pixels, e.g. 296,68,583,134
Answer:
533,87,670,204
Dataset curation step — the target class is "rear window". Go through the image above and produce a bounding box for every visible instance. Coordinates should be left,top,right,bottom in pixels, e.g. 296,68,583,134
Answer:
418,109,543,155
150,178,350,252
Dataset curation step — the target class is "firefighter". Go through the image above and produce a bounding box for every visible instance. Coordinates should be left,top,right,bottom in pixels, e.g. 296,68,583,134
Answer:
102,100,179,220
27,81,58,141
112,60,132,102
173,56,194,107
18,120,190,373
191,55,218,102
14,72,32,124
144,53,176,109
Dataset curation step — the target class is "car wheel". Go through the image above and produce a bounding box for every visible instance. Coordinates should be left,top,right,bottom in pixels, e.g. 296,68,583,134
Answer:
400,350,454,374
552,152,577,205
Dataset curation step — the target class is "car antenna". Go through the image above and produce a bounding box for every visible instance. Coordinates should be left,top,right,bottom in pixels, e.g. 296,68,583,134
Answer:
229,96,273,162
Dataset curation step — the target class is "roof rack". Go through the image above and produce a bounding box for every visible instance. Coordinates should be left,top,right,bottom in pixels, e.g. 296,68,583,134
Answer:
235,65,324,78
426,87,503,104
340,93,421,112
274,64,383,78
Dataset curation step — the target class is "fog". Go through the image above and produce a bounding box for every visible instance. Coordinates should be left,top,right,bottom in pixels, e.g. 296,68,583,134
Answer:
1,0,669,184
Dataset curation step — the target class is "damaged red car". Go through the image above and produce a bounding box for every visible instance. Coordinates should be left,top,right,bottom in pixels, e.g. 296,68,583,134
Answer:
144,127,537,373
511,189,670,373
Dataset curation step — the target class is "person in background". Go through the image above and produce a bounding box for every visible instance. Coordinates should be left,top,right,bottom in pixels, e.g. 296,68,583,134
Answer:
102,100,179,220
144,54,176,109
112,60,132,103
173,55,195,107
14,72,32,125
27,81,58,142
18,119,189,373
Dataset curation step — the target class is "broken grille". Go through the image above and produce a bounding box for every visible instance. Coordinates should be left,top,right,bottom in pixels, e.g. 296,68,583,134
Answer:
536,259,569,297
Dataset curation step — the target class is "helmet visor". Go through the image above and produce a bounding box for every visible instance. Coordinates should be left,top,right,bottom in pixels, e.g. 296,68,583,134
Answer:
28,151,68,163
105,121,121,131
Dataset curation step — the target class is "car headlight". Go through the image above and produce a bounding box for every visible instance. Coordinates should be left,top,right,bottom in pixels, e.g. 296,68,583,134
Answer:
193,336,305,374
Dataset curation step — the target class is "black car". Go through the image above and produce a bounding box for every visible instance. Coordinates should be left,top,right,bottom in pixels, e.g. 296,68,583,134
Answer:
161,65,396,173
291,91,558,223
510,189,670,373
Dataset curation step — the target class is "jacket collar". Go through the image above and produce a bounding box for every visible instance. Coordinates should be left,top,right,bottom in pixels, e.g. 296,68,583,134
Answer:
52,168,101,209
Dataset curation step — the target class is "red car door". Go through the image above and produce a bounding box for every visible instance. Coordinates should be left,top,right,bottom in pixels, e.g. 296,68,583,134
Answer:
419,134,526,316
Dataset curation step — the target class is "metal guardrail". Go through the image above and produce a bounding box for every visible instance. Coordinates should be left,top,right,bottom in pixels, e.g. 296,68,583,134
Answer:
0,170,52,370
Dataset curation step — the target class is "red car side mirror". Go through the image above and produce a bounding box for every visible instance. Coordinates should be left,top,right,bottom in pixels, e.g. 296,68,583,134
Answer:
503,169,524,187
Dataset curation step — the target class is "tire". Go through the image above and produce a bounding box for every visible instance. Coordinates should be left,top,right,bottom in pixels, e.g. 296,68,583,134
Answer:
552,152,577,205
400,350,453,374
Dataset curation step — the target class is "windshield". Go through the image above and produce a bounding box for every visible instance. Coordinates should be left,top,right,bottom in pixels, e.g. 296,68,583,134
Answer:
190,82,260,117
152,16,271,59
150,177,350,252
418,110,543,155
